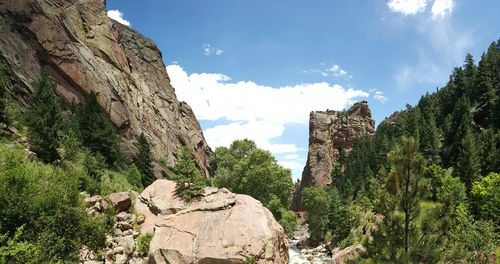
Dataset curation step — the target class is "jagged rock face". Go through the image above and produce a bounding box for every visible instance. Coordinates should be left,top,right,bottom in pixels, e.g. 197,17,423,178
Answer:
135,180,289,264
0,0,214,177
292,101,375,210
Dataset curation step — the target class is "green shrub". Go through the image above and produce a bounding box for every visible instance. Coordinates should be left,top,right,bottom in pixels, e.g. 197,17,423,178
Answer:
278,209,298,237
100,170,136,195
137,233,153,256
0,143,112,262
246,256,256,264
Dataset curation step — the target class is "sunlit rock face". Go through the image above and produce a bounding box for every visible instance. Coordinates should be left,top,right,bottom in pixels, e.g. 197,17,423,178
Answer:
135,180,289,264
0,0,214,177
292,101,375,210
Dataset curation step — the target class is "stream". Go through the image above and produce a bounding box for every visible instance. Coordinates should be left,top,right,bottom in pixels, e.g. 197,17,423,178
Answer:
288,239,332,264
288,223,332,264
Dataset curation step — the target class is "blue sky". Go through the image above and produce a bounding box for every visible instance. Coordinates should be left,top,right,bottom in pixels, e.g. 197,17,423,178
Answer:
107,0,499,180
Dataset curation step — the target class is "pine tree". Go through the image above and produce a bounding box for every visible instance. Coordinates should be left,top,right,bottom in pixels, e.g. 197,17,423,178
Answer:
25,73,63,163
479,128,498,174
443,96,472,167
476,53,496,127
135,133,154,187
463,53,477,100
173,146,207,200
456,129,480,193
0,65,8,125
76,92,123,167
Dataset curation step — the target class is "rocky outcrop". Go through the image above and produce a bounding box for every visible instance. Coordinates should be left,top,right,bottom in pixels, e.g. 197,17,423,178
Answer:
331,244,365,264
0,0,213,177
292,101,375,210
135,180,289,264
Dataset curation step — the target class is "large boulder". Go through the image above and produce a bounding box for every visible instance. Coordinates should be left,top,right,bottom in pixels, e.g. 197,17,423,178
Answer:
107,192,132,212
134,180,289,264
331,244,365,264
292,101,375,210
0,0,214,178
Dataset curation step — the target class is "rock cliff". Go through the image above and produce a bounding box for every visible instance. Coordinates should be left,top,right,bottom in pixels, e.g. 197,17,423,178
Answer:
0,0,213,177
292,101,375,210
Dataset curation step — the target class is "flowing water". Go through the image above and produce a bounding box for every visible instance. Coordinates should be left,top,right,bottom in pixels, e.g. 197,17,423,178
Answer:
288,239,332,264
288,222,332,264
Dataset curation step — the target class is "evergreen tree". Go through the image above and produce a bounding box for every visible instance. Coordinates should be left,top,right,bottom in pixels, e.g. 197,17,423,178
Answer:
456,129,480,193
25,73,63,163
363,138,465,262
76,92,122,167
0,65,8,125
476,53,496,126
135,133,154,187
463,53,477,100
478,128,498,174
173,146,207,200
443,96,472,167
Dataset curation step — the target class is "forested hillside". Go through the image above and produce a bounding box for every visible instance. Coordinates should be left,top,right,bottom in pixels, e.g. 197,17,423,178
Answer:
302,40,500,263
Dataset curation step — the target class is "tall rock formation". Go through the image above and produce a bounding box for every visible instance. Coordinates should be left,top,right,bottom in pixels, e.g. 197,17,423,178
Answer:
292,101,375,210
0,0,214,177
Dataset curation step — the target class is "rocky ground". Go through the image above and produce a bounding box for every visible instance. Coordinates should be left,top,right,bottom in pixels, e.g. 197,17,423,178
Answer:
288,218,365,264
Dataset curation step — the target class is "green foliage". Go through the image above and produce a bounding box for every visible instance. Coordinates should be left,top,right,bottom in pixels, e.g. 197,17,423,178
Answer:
135,133,154,187
100,170,137,195
471,172,500,225
278,209,298,237
445,204,497,263
456,128,480,192
359,139,473,263
246,256,256,264
126,164,144,190
75,92,123,167
214,139,294,210
25,73,63,163
213,139,296,235
0,143,112,262
302,187,332,242
136,233,153,256
173,146,207,200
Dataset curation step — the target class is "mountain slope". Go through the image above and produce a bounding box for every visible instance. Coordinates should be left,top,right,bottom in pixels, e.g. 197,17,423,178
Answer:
0,0,214,177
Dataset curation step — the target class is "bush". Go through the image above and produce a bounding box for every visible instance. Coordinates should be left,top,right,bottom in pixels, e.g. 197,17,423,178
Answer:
279,209,298,237
137,233,153,256
0,143,112,262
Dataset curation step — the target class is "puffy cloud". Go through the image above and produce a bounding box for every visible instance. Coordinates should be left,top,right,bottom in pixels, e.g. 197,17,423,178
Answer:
167,64,369,176
431,0,454,20
203,43,224,56
107,10,131,26
167,64,368,125
387,0,428,15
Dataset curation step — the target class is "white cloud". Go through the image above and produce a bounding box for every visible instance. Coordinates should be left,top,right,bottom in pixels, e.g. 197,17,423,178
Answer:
284,154,300,160
302,64,350,78
167,64,368,156
373,91,388,103
278,161,304,171
431,0,454,20
202,43,224,56
387,0,428,15
107,10,131,26
167,64,368,125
